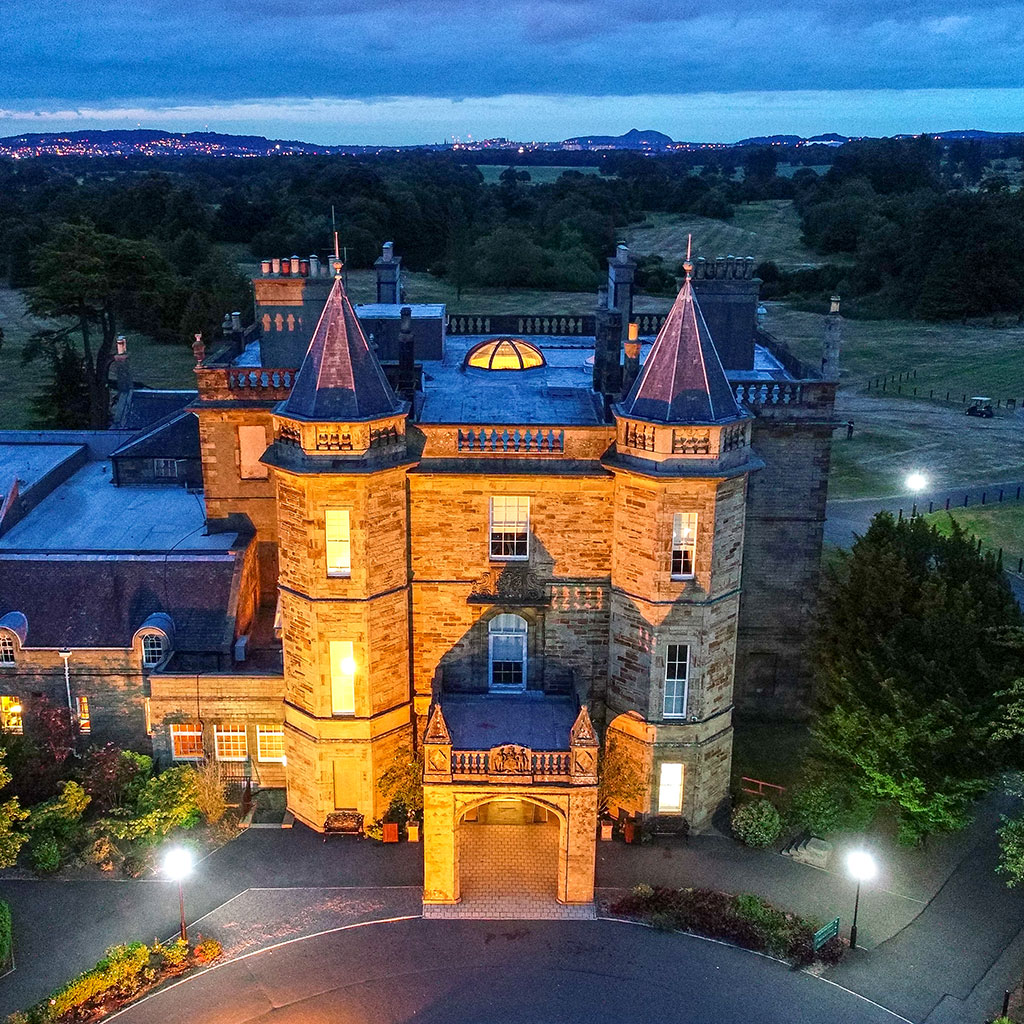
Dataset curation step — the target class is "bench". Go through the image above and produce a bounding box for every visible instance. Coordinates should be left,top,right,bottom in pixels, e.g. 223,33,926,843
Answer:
648,815,690,843
322,810,364,840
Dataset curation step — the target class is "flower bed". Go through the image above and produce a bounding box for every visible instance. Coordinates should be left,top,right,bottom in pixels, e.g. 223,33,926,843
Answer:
7,937,223,1024
610,884,846,968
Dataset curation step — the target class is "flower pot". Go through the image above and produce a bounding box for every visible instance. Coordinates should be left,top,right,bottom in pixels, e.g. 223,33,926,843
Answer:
407,823,421,843
382,822,400,843
623,822,636,844
600,821,613,841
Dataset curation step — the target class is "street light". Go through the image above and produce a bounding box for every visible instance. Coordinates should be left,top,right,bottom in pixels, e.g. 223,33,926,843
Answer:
906,472,928,493
846,849,877,950
163,846,194,942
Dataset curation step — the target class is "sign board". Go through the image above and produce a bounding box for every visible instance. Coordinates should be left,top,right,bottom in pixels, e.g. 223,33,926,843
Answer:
813,917,841,951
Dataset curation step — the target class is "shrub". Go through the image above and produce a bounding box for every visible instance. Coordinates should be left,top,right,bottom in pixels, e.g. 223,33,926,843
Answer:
790,778,877,837
106,766,200,842
731,799,783,848
85,834,121,871
45,942,150,1020
79,746,152,814
192,938,223,964
0,899,11,967
156,938,189,971
29,836,61,875
193,762,227,825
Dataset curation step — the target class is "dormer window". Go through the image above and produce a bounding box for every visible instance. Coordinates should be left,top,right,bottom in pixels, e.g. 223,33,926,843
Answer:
142,634,166,668
0,635,14,666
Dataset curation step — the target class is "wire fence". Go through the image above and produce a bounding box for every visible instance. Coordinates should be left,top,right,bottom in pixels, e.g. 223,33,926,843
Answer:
863,369,1021,411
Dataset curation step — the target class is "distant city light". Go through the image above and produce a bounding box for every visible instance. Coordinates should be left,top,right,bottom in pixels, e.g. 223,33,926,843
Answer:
906,472,928,492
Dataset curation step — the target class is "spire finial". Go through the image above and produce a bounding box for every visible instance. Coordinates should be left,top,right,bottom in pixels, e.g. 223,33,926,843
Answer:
683,234,693,280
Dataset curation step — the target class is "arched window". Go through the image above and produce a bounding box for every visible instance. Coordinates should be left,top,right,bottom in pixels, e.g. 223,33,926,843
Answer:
488,613,527,691
142,634,166,668
0,634,14,667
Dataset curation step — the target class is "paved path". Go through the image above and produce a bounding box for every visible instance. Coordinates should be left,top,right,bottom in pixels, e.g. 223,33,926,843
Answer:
108,918,905,1024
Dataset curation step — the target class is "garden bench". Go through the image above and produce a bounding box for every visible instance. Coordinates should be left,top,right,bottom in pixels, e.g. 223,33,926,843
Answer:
322,810,364,840
648,815,690,843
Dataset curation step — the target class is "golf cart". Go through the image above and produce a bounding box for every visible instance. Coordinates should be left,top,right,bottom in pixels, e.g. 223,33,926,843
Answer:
966,397,994,418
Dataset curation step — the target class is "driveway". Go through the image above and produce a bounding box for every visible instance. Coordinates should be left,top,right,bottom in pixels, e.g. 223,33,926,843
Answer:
109,918,906,1024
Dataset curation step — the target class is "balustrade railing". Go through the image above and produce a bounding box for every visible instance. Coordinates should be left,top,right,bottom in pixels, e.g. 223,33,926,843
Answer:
734,382,803,406
229,368,298,391
448,748,573,778
458,427,564,453
447,314,595,336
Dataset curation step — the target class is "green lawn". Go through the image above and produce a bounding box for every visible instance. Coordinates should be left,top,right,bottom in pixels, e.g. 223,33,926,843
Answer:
924,504,1024,568
624,201,827,270
472,164,601,185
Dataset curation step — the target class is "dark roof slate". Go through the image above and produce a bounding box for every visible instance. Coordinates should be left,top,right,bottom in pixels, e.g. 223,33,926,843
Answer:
117,390,196,431
110,410,200,460
0,553,239,652
281,277,404,422
617,278,740,425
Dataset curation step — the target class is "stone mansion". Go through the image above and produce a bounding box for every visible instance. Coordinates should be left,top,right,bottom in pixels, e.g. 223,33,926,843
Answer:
0,243,838,908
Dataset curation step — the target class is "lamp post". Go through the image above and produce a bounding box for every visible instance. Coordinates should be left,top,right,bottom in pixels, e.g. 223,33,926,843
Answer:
846,849,877,950
163,847,194,942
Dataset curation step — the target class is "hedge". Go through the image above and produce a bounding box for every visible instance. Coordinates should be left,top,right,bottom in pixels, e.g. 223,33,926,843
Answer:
0,900,10,968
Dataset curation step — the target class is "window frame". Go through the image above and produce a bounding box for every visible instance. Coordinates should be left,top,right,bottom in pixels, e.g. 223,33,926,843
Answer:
671,511,698,580
329,640,356,716
141,633,166,668
0,696,23,734
663,643,690,719
325,509,352,579
489,495,530,561
0,634,14,666
214,724,248,762
170,722,203,761
153,458,178,479
75,695,91,734
256,725,285,763
658,762,684,814
488,613,528,692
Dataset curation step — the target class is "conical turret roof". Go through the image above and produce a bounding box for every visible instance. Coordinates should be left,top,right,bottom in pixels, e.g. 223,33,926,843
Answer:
281,276,404,422
617,277,740,425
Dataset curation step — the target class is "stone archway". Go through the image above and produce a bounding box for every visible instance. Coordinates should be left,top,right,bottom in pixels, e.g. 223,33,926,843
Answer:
457,796,561,910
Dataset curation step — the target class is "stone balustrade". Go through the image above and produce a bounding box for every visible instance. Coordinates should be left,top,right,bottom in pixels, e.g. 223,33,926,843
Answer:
734,379,836,415
457,427,565,454
229,368,298,391
449,748,573,782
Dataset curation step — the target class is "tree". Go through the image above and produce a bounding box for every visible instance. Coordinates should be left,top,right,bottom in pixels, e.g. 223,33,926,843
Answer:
598,734,647,815
26,223,176,427
811,512,1024,844
0,750,28,868
377,746,423,822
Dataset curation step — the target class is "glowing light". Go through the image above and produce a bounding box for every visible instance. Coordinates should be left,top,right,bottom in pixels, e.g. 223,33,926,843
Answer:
906,472,927,492
163,846,194,881
846,849,877,882
340,656,357,676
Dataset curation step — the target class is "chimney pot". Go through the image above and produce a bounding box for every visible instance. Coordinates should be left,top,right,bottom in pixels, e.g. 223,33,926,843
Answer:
271,257,281,275
383,241,394,262
231,311,242,331
260,259,271,276
290,256,300,275
628,322,639,342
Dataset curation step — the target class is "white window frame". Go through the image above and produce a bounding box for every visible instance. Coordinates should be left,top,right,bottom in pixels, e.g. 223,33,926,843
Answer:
153,458,178,479
658,762,684,814
0,696,23,734
214,724,248,762
330,640,356,715
170,722,203,760
75,695,91,734
488,613,528,692
671,512,698,580
0,635,15,666
663,643,689,719
489,495,530,561
256,725,285,763
325,509,351,578
141,633,166,668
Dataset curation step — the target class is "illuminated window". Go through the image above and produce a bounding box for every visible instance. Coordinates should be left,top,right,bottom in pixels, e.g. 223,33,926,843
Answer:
325,510,351,578
663,644,689,718
153,458,178,478
672,512,698,579
171,722,203,760
489,614,527,691
214,724,248,762
465,337,545,371
0,696,23,734
658,762,684,814
330,641,356,715
238,425,269,480
0,635,14,666
75,696,91,734
256,726,285,763
490,496,530,560
142,634,165,668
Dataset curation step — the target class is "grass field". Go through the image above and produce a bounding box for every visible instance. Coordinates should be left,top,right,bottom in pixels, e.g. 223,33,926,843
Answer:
0,287,195,429
625,201,827,270
472,164,600,185
924,504,1024,566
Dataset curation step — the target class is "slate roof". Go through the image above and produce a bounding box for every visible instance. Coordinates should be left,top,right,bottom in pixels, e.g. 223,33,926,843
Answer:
0,553,240,651
110,410,200,461
616,278,741,425
440,694,579,750
281,276,404,422
116,390,196,431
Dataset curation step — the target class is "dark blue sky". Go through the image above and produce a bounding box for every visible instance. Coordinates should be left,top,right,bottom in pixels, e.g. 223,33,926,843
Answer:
2,0,1023,143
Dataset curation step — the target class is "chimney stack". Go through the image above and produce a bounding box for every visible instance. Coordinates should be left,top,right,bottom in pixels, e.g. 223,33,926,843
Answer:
114,335,132,397
592,287,623,407
607,243,636,344
375,242,402,304
398,305,416,397
821,294,842,381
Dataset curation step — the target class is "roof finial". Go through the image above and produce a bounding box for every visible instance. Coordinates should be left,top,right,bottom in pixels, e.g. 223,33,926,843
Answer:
683,234,693,280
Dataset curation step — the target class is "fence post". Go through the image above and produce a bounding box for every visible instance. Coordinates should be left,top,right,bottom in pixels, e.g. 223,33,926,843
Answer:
912,503,917,517
913,369,917,379
965,494,969,507
930,389,933,399
946,391,950,401
898,509,903,522
898,385,902,395
982,492,987,505
946,498,950,510
929,501,933,513
1000,489,1004,502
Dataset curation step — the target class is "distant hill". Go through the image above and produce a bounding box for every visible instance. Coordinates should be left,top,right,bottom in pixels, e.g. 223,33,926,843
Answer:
561,128,675,149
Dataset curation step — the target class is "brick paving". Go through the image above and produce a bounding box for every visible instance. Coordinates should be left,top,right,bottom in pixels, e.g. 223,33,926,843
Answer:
423,822,596,920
